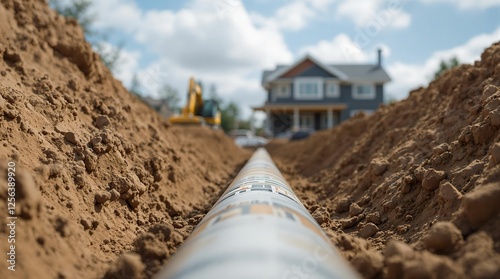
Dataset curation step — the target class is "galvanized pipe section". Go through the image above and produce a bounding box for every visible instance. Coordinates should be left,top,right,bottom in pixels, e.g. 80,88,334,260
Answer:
156,148,360,279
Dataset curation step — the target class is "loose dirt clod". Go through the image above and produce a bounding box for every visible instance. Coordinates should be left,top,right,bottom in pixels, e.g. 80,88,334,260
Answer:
455,183,500,234
95,191,111,204
359,222,379,238
423,221,463,254
104,253,145,279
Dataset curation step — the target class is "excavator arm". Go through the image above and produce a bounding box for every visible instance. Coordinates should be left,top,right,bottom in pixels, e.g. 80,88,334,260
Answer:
182,77,204,116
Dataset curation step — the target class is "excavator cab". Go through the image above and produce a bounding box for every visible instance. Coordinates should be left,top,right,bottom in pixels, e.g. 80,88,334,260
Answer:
199,99,221,126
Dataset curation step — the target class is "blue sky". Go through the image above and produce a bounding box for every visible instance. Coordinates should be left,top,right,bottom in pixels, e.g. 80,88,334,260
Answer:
87,0,500,119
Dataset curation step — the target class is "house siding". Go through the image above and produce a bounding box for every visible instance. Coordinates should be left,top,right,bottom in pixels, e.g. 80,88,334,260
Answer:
272,81,342,104
269,82,383,109
340,84,384,121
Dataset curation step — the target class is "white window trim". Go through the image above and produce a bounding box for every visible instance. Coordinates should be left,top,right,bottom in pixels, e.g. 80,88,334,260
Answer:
325,81,340,98
352,83,376,100
294,78,323,100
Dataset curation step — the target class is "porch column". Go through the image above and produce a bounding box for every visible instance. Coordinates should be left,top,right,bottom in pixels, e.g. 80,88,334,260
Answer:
327,108,334,129
293,107,300,130
265,109,271,132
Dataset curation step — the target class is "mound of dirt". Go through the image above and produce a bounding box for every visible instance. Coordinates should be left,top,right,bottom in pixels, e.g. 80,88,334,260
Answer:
269,42,500,278
0,1,248,278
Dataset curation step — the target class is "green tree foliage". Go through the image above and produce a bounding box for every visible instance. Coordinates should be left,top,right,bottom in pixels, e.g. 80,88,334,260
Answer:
384,93,398,105
128,74,180,113
220,102,240,132
208,84,240,132
237,120,251,130
434,56,460,80
157,84,181,113
49,0,95,35
129,74,142,96
49,0,121,70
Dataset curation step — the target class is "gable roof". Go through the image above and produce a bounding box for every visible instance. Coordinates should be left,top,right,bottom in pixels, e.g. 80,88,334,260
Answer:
262,55,391,87
264,55,348,84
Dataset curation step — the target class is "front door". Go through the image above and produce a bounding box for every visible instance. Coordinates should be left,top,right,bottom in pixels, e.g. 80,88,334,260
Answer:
299,114,314,130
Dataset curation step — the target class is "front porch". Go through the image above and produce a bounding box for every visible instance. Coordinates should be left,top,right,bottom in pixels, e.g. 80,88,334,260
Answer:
253,103,347,136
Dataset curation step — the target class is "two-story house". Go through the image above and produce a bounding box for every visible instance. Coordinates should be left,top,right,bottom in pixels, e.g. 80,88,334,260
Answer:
253,50,391,136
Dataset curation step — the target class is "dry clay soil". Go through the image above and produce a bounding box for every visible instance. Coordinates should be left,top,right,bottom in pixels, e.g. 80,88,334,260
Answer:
0,0,500,279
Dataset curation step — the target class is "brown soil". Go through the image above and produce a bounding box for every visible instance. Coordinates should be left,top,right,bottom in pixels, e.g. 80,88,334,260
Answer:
1,0,499,279
0,1,249,278
268,43,500,278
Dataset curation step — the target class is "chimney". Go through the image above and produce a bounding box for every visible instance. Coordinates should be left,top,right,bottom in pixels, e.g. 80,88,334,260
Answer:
377,48,382,68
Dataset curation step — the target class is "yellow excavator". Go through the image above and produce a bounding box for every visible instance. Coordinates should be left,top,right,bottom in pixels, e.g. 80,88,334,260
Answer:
169,77,221,127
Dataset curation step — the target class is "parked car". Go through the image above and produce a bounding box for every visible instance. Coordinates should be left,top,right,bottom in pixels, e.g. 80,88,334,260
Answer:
289,129,314,141
229,129,254,138
235,135,269,148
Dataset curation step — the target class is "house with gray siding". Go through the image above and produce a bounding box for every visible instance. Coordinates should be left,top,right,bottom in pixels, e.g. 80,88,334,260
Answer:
253,50,391,136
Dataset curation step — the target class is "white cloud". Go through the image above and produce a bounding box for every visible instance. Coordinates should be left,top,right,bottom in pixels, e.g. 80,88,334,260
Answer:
84,0,498,121
251,0,336,31
336,0,411,30
90,0,141,33
298,34,391,63
92,0,293,70
420,0,500,9
111,47,141,87
87,0,294,118
298,28,500,103
299,34,370,62
386,27,500,100
275,1,315,31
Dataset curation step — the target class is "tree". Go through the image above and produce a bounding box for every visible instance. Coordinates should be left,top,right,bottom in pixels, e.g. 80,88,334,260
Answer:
205,84,245,132
49,0,95,35
220,102,240,132
157,84,181,113
129,74,142,96
434,57,460,80
208,84,223,104
49,0,121,70
384,93,398,105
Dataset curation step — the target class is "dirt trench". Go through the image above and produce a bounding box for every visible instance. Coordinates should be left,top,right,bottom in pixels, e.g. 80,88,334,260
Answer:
0,0,499,278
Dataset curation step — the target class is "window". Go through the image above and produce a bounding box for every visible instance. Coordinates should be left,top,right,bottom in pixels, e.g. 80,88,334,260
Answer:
294,78,323,100
325,82,339,98
271,84,290,101
352,84,375,99
275,84,290,98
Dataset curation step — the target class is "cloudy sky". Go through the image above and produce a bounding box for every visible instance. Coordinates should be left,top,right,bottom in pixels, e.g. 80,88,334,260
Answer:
86,0,500,119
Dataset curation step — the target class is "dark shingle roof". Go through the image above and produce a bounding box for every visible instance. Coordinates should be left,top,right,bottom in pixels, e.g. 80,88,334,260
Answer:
262,61,391,85
328,64,391,82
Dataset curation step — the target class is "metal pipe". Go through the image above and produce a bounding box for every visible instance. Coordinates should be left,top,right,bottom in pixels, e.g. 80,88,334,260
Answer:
156,148,360,279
